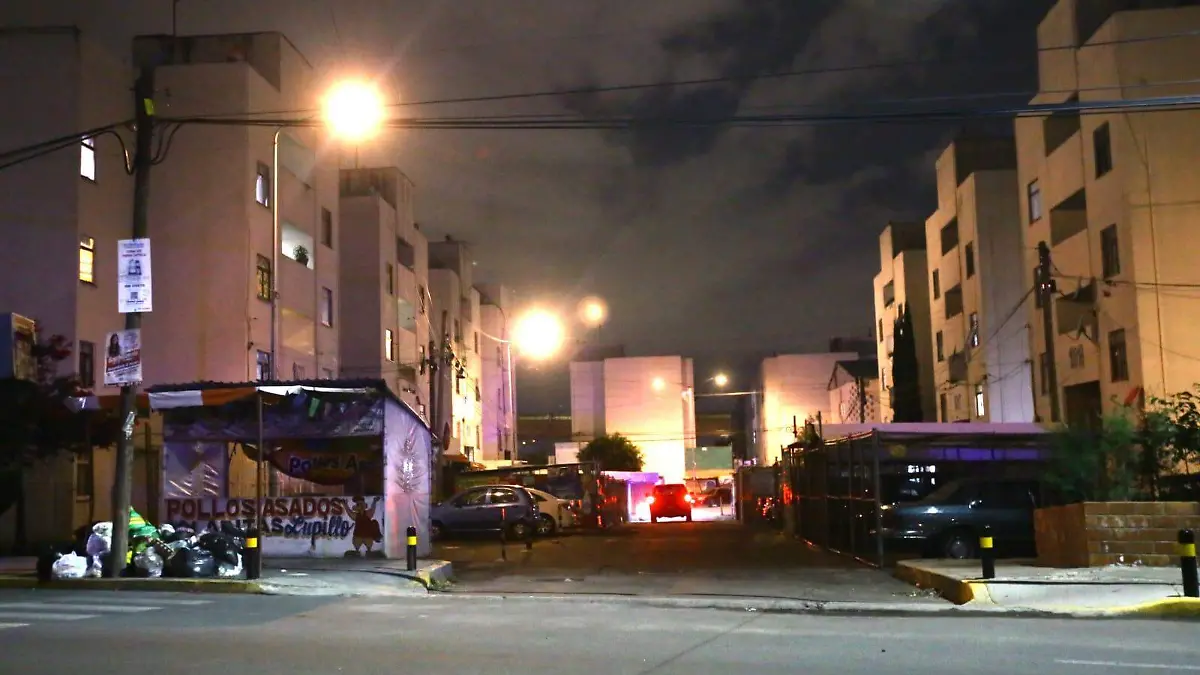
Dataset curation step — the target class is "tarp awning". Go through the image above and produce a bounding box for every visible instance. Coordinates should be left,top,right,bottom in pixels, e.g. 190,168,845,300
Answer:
67,383,383,412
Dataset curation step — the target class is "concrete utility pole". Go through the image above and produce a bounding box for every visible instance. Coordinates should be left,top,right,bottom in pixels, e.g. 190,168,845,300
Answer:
108,66,156,577
429,310,449,500
1036,241,1061,423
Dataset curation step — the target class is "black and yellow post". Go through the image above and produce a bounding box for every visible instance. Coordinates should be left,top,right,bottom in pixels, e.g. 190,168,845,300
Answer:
979,526,996,579
245,528,261,580
406,525,418,571
499,507,508,561
524,517,534,551
1179,529,1198,598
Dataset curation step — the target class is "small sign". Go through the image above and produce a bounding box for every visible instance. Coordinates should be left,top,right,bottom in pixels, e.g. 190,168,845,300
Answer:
104,328,142,386
118,238,152,313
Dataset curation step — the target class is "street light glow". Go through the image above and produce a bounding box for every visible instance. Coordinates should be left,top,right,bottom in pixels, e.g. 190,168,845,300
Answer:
323,81,385,142
714,373,729,388
651,377,665,391
513,309,565,360
579,296,608,327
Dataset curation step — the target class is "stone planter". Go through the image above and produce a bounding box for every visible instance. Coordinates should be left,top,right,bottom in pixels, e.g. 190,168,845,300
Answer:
1034,501,1200,567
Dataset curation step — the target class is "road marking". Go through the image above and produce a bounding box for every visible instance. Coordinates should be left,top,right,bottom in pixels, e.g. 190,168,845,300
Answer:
0,623,29,630
0,612,95,621
0,603,157,613
1057,659,1200,671
45,597,212,606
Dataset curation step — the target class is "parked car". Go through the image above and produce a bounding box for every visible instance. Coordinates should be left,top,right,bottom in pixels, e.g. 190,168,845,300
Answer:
430,485,539,540
875,477,1042,559
649,483,693,523
525,487,578,535
697,486,732,507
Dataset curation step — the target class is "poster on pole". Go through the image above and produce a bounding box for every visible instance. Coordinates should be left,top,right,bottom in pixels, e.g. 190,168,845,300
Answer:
118,238,152,313
104,328,143,386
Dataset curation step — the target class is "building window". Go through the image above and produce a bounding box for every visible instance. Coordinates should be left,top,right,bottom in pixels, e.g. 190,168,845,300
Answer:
939,393,948,422
886,334,894,355
1109,329,1129,382
255,255,272,301
320,287,333,327
385,329,395,361
974,384,985,418
256,351,272,381
474,331,479,353
321,208,333,248
1093,122,1112,178
936,331,945,361
79,236,96,284
78,341,95,388
80,137,96,181
1039,352,1050,395
418,285,427,314
255,163,271,207
964,242,975,278
454,319,462,343
932,270,940,299
877,319,883,342
75,455,93,499
418,344,426,370
1101,224,1120,279
880,368,888,388
1027,180,1042,222
386,264,394,295
969,312,980,348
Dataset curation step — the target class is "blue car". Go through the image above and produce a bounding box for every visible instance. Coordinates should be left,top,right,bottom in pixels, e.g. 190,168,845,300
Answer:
430,485,540,540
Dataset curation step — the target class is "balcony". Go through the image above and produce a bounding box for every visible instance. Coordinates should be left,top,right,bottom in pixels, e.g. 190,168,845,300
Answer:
948,351,968,383
1056,281,1098,339
1043,96,1080,156
883,281,895,307
940,218,959,256
1050,188,1088,247
944,284,964,319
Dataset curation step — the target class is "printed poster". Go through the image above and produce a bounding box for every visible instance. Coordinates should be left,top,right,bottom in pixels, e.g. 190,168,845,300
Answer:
104,328,142,386
118,237,152,313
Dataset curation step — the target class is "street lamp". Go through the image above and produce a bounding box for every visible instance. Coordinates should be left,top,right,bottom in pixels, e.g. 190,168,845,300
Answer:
651,376,666,392
713,373,729,388
512,308,565,360
269,81,384,376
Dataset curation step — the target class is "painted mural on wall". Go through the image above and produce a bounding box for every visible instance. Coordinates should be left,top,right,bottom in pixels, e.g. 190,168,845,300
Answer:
162,391,384,442
162,495,385,557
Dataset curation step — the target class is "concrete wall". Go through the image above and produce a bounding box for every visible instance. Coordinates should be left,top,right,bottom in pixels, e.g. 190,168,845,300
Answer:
602,356,694,484
759,352,859,463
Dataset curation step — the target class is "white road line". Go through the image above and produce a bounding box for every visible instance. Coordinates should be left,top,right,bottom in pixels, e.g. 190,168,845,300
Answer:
44,597,211,607
1057,659,1200,671
0,623,29,630
0,612,95,621
0,603,157,613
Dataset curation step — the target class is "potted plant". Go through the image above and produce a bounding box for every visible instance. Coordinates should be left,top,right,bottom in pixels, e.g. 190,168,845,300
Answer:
293,245,309,266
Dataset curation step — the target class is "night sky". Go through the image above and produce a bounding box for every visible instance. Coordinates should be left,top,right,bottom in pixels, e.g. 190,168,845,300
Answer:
2,0,1058,414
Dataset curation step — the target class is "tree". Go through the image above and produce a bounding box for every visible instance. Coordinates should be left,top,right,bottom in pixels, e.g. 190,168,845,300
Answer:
0,332,117,551
890,303,924,422
578,433,644,472
1045,407,1142,503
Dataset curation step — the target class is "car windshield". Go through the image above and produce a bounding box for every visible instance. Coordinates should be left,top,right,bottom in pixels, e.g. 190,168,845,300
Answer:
654,485,686,496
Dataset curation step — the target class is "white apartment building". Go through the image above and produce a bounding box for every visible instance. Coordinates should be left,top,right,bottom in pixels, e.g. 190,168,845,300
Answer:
757,351,862,464
569,355,696,483
873,222,938,422
428,237,484,460
337,167,430,417
1017,0,1200,426
925,137,1035,423
477,284,517,463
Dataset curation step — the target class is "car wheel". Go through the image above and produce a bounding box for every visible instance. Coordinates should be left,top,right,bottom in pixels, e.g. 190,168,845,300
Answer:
651,516,658,523
941,530,978,559
430,521,444,541
510,521,532,540
686,512,693,523
537,514,557,536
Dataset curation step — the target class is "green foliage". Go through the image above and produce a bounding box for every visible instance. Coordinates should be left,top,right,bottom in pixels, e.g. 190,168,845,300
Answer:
1045,407,1142,502
578,433,644,472
890,304,923,422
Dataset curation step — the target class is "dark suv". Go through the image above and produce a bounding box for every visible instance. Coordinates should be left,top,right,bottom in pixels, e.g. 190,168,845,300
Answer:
650,484,693,522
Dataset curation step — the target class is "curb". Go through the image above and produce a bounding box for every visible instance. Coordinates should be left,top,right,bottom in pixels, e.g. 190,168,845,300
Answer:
0,575,265,594
892,563,1200,619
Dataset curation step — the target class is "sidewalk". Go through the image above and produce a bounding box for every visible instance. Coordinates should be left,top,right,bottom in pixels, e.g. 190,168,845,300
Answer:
0,555,452,597
895,559,1200,617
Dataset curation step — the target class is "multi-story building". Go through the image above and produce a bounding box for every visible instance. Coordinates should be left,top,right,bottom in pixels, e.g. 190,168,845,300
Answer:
568,355,697,483
0,28,135,549
337,166,430,416
873,222,938,422
925,137,1035,423
477,283,517,463
1016,0,1200,426
756,349,864,463
827,358,881,424
428,237,484,460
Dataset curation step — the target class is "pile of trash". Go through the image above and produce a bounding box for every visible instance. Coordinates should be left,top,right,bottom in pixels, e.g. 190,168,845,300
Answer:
38,507,246,581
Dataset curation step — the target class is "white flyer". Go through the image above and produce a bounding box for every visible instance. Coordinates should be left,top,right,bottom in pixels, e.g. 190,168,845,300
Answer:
118,238,152,313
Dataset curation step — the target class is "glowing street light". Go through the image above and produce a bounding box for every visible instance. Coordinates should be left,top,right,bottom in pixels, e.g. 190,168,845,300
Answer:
323,80,386,142
513,309,566,360
713,373,729,388
579,296,608,327
651,377,666,392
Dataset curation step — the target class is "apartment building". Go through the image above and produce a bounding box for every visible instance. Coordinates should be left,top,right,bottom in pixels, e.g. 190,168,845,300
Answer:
134,32,341,384
568,355,697,483
925,137,1035,423
477,283,517,463
428,237,485,460
0,28,138,549
756,349,864,463
1016,0,1200,426
337,167,430,416
873,222,938,422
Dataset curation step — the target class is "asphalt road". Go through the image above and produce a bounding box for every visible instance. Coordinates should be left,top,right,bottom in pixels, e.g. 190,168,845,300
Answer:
436,518,942,604
1,589,1198,674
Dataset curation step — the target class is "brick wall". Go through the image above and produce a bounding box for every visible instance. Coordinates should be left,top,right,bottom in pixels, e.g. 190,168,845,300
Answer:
1035,501,1200,567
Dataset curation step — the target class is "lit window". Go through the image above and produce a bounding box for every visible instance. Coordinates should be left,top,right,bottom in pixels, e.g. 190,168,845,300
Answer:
80,137,96,180
974,384,986,418
255,163,270,206
256,351,273,381
320,287,333,327
256,255,272,301
385,329,395,361
79,236,96,284
386,264,394,295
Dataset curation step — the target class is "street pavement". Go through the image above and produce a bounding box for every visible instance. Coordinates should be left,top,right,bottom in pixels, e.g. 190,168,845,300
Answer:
1,589,1199,673
437,519,945,605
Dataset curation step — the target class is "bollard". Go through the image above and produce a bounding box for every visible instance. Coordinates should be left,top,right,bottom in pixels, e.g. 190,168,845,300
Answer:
1180,529,1198,598
979,526,996,580
499,507,508,561
406,525,418,572
245,528,261,580
524,516,534,551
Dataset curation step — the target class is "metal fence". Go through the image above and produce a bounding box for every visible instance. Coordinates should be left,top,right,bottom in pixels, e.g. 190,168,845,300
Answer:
780,429,1052,567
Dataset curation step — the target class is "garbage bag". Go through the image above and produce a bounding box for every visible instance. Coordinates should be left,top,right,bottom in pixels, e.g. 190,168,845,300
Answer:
72,522,98,556
133,548,164,578
198,532,240,566
52,553,87,580
216,553,243,579
37,543,75,581
158,523,175,539
165,547,218,578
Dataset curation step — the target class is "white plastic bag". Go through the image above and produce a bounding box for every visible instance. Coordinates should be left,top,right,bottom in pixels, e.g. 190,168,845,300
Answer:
52,553,87,580
85,523,112,578
217,553,243,579
134,548,164,578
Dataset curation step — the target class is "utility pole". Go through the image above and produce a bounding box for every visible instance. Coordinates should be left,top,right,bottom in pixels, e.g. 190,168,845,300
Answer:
857,376,868,423
429,310,449,500
1037,241,1061,423
108,66,156,577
